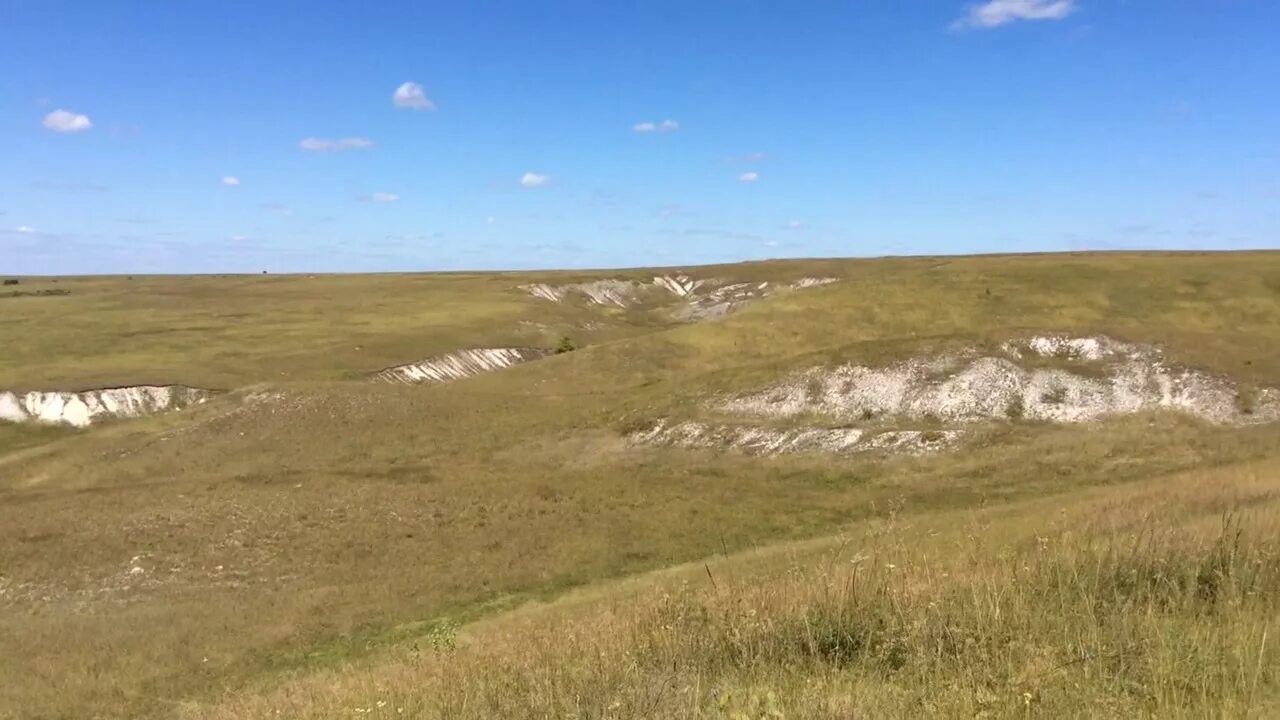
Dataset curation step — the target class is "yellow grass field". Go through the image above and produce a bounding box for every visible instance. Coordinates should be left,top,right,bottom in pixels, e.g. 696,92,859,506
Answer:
2,251,1278,718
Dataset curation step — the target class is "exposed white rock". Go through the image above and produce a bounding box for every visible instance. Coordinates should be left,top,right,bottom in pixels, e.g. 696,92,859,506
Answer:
520,283,566,303
723,336,1279,426
634,335,1273,462
1001,334,1142,361
576,280,644,307
863,430,963,453
793,277,839,289
371,347,549,384
521,274,842,318
519,279,643,307
652,274,705,297
0,386,211,428
631,420,959,457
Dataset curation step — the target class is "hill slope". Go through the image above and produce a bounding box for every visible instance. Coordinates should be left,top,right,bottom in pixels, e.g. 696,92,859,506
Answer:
1,251,1278,718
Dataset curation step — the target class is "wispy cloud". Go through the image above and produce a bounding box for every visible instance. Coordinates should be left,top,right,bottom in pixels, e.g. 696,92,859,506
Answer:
42,109,92,133
15,225,37,234
368,192,400,203
738,172,760,183
952,0,1074,30
730,151,768,163
221,176,241,187
520,172,551,188
786,219,804,229
633,119,679,133
299,137,375,152
392,82,435,110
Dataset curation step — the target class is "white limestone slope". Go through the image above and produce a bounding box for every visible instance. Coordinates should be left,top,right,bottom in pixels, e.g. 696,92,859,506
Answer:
724,336,1280,426
631,420,960,457
631,335,1278,461
0,386,211,428
371,347,550,384
519,274,841,318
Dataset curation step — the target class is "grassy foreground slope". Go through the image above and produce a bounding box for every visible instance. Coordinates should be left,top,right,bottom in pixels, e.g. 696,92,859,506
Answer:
1,251,1279,718
190,457,1280,719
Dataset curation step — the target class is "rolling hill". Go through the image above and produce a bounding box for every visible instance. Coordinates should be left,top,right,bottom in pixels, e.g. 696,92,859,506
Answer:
2,251,1278,719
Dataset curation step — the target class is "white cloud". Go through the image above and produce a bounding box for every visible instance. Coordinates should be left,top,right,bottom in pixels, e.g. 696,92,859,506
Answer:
299,137,375,151
370,192,400,203
42,109,92,133
633,119,679,133
392,82,435,111
15,225,36,233
952,0,1075,30
520,172,550,188
787,219,804,229
221,176,241,187
738,172,760,183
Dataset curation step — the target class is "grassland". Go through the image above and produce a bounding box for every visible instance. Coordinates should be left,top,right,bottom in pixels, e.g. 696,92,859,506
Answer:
187,457,1280,719
1,251,1279,719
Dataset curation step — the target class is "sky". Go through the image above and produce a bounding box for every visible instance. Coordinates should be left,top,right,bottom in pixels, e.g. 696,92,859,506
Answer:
2,0,1279,274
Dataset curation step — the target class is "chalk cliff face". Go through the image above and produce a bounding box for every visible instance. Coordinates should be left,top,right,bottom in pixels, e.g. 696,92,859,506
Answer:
518,274,839,318
371,347,550,384
722,336,1280,427
0,386,211,428
631,336,1280,460
631,421,962,457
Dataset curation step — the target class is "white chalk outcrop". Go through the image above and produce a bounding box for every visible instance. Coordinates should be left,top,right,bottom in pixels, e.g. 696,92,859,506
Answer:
792,277,839,290
631,420,960,457
520,274,840,319
0,386,211,428
651,274,706,297
518,279,643,307
630,335,1277,461
724,336,1279,426
371,347,550,384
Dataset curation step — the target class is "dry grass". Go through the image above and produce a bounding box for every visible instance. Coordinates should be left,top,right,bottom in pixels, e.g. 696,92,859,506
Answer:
184,459,1280,719
2,252,1279,718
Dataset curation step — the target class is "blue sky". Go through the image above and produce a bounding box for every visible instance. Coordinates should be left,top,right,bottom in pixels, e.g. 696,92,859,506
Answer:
2,0,1278,274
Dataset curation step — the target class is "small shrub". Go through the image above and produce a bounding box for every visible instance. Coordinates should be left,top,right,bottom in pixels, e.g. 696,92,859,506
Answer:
554,336,577,354
1006,395,1025,420
425,620,458,652
614,415,656,436
2,279,18,286
1040,386,1067,405
1235,386,1258,416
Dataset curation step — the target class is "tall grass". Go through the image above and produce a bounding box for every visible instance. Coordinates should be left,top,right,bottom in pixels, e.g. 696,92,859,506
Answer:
190,499,1280,718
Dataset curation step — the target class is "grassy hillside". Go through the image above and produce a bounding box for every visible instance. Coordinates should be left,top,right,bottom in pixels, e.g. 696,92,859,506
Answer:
187,457,1280,719
1,251,1278,718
